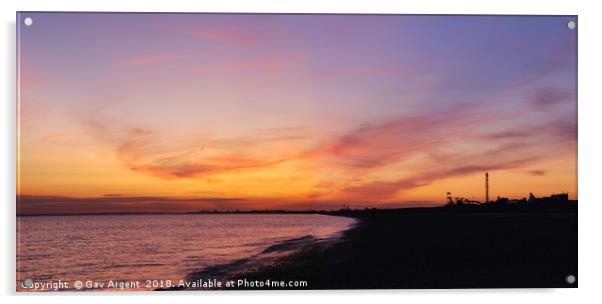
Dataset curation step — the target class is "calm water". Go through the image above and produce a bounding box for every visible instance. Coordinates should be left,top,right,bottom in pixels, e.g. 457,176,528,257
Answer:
17,214,355,291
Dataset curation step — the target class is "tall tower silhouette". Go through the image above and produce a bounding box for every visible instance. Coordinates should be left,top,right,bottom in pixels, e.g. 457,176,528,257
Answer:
485,172,489,203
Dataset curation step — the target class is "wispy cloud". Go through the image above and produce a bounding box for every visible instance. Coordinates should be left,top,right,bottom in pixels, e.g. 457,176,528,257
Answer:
339,154,538,201
526,170,547,176
218,53,306,70
120,48,305,73
306,102,487,170
303,102,575,201
153,23,264,45
121,50,203,66
19,14,577,211
86,119,308,180
122,53,179,66
531,87,573,110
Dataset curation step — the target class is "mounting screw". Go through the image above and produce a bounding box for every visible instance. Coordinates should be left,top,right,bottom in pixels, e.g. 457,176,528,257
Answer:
22,278,33,288
567,21,576,30
566,274,576,284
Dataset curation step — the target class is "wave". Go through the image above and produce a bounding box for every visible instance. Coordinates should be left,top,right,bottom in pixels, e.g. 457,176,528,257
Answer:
160,220,359,291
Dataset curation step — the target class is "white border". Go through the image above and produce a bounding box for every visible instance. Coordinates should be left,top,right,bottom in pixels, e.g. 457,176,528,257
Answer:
2,1,601,303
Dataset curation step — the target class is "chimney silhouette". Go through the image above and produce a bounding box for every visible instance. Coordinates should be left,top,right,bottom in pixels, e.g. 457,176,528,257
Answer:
485,172,489,203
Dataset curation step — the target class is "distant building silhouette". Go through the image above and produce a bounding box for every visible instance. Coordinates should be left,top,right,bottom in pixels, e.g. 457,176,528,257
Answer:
527,192,537,204
525,192,570,205
445,172,575,208
496,196,509,206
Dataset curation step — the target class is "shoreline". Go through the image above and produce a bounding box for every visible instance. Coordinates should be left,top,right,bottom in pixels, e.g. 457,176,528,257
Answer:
162,217,360,291
173,206,577,290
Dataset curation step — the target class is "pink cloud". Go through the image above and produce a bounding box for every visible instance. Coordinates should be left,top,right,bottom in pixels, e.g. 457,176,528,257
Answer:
339,156,538,201
306,102,486,170
316,60,430,80
218,53,306,70
120,48,304,72
121,51,195,66
153,23,263,45
302,100,574,201
531,87,573,110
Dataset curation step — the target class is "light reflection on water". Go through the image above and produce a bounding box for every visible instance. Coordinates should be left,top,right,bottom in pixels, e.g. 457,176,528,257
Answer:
17,214,355,291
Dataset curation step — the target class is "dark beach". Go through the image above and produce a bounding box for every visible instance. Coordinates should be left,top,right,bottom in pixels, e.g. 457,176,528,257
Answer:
180,205,577,290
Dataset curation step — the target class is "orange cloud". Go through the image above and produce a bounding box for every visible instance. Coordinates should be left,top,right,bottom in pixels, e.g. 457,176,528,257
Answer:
129,155,290,180
86,119,308,180
526,170,547,176
339,157,538,201
80,96,574,204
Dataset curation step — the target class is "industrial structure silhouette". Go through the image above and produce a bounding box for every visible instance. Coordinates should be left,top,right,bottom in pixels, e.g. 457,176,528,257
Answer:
446,172,574,207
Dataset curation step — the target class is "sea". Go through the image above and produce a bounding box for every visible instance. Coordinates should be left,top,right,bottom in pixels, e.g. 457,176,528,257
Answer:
16,213,356,291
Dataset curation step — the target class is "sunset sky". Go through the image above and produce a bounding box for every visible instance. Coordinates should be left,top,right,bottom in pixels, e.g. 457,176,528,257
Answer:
17,13,577,214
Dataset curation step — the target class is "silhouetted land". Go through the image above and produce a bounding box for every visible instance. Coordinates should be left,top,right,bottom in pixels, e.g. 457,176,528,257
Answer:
179,204,577,289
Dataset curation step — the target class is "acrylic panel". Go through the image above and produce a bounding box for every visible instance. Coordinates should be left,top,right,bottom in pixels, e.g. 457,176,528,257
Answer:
16,12,577,291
